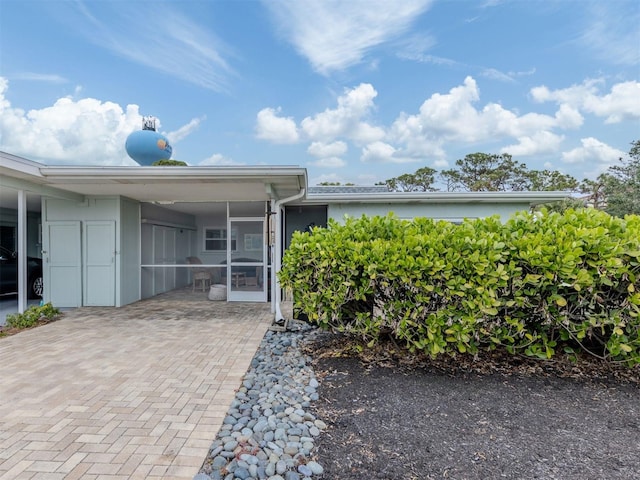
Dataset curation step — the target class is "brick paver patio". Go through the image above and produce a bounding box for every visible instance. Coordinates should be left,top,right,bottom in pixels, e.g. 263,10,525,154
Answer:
0,289,273,479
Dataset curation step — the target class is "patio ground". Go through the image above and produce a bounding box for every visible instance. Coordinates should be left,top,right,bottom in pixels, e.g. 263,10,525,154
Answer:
0,289,272,480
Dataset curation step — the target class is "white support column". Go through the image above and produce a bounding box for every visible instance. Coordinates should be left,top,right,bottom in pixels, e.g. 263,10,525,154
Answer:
17,189,27,313
273,189,305,322
270,199,276,314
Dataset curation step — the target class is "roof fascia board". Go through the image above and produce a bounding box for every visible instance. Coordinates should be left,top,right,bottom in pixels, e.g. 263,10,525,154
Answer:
303,191,570,205
39,165,307,180
0,152,45,177
0,175,85,203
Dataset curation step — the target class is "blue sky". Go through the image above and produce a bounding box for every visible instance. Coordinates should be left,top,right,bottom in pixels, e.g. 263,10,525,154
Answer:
1,0,638,187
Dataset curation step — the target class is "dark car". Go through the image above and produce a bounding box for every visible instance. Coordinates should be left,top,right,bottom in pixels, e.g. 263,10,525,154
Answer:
0,245,43,299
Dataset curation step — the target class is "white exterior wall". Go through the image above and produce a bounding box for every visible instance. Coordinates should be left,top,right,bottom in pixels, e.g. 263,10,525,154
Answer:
43,197,120,307
327,202,530,223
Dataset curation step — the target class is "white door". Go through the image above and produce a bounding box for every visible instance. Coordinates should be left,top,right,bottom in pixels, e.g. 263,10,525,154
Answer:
44,222,82,308
83,221,115,306
228,218,266,302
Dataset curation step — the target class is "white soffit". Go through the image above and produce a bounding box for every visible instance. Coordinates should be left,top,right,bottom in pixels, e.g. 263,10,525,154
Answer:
36,166,307,202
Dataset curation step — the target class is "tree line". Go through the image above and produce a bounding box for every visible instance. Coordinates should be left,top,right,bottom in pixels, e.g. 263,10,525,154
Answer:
369,140,638,217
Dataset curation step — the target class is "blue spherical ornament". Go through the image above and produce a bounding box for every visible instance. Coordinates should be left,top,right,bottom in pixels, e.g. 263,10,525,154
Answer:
125,130,173,166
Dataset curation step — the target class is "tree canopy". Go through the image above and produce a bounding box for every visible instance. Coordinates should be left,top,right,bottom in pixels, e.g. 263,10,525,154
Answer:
377,167,437,192
323,142,640,216
152,159,188,166
382,152,582,193
602,140,640,217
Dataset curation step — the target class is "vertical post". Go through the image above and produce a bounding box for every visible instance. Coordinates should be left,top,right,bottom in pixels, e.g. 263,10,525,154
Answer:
274,204,282,318
270,200,276,313
17,190,27,313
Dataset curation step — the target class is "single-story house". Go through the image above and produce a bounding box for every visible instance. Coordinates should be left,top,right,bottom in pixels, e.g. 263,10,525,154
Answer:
0,150,568,320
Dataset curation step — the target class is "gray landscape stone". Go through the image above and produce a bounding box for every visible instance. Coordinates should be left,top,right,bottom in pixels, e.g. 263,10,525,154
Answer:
196,322,325,479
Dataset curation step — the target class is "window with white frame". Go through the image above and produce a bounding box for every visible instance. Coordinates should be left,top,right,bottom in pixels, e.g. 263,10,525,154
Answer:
203,227,237,251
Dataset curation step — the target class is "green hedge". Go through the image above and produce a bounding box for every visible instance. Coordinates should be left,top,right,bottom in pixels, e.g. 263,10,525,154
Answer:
279,210,640,364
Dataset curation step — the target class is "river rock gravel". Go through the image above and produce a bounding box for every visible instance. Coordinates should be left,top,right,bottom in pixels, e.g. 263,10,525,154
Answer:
195,321,326,480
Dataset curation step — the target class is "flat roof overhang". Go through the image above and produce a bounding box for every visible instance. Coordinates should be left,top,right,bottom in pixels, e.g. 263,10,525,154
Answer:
39,166,307,202
301,191,570,206
1,151,307,203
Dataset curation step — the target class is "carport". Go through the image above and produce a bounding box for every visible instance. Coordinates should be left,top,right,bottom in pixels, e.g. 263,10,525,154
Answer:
1,151,306,318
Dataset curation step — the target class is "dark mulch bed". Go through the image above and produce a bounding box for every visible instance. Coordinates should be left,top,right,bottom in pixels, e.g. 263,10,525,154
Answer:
307,332,640,480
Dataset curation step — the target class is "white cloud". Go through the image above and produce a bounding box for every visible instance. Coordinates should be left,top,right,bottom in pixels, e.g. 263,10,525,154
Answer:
300,84,385,144
166,116,205,144
398,52,458,67
307,142,348,168
578,2,640,66
480,68,515,83
199,153,243,166
586,81,640,123
0,77,203,166
509,67,536,78
58,1,235,92
433,158,449,168
263,77,592,166
554,104,583,129
480,67,537,83
257,76,635,172
0,77,142,165
396,34,535,85
390,77,496,145
350,122,387,145
361,141,395,163
388,112,447,161
307,141,348,158
360,141,418,164
531,79,640,123
258,85,384,147
263,0,433,74
308,157,346,168
394,33,440,62
531,79,598,104
12,73,68,84
411,76,483,140
387,76,610,160
500,131,565,156
562,137,625,165
255,107,299,144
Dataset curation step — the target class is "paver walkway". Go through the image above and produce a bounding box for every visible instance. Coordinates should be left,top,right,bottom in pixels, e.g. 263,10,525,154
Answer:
0,290,273,480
